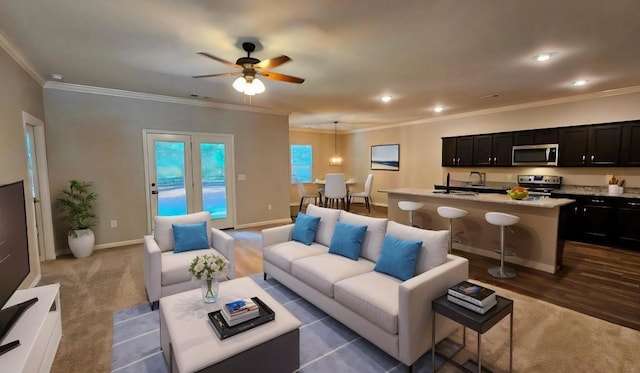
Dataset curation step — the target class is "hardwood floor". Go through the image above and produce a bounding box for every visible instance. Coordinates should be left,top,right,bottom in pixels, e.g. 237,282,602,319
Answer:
229,203,640,331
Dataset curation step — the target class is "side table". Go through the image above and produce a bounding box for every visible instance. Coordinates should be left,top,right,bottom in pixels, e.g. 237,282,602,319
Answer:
432,294,513,372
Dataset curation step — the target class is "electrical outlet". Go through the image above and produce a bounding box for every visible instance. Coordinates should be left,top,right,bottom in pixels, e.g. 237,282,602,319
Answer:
110,220,118,228
268,204,272,210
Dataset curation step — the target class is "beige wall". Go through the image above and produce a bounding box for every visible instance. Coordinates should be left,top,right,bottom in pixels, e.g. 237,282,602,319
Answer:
343,91,640,206
43,88,290,254
0,47,44,286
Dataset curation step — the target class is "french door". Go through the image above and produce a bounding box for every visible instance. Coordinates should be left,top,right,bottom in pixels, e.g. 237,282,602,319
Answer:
144,131,235,230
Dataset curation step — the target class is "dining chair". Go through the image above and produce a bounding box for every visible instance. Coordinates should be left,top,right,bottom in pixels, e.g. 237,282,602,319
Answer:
324,173,348,210
348,174,374,213
295,177,321,211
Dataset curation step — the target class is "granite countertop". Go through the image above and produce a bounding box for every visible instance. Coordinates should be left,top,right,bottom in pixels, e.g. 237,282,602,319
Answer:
551,185,640,199
381,188,575,208
434,182,640,200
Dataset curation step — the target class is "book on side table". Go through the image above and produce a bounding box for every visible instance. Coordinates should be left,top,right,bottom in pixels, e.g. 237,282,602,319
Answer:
208,297,275,340
447,280,497,314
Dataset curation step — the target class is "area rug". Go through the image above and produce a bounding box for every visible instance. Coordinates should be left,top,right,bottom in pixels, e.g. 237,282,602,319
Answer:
112,274,640,373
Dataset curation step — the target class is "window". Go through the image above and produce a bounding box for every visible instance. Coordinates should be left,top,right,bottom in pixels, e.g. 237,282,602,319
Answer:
291,144,313,183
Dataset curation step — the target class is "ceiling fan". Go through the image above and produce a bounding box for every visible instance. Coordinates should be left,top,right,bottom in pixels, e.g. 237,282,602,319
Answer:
193,42,305,95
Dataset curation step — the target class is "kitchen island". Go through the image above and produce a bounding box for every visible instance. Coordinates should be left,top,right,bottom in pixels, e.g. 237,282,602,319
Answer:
382,188,575,274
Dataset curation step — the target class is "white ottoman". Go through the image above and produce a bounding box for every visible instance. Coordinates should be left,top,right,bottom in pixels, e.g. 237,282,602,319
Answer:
160,277,301,372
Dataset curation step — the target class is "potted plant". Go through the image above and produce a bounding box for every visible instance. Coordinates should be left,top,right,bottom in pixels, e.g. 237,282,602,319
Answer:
56,180,98,258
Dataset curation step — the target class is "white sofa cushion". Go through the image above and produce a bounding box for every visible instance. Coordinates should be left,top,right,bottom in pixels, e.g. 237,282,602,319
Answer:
338,210,388,262
154,211,212,252
263,241,328,274
334,271,401,334
291,253,376,298
160,247,225,286
306,204,341,246
386,221,449,274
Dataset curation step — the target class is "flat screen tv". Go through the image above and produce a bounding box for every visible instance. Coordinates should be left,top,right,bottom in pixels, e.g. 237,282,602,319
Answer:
0,180,33,348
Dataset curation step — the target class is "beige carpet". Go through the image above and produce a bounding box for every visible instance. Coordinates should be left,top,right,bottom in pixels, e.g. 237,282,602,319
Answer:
39,243,640,373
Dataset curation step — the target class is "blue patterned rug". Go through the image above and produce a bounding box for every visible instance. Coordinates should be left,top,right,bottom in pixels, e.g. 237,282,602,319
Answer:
111,274,453,372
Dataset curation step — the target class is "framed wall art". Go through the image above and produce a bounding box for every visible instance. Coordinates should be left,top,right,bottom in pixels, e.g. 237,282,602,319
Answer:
371,144,399,171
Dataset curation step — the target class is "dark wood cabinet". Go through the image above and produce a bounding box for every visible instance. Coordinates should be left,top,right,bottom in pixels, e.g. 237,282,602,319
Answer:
558,127,589,166
615,199,640,248
581,197,615,242
559,124,621,166
513,128,558,145
557,194,638,250
473,135,492,166
621,121,640,166
492,133,513,166
472,133,512,166
442,136,474,166
443,120,635,168
589,124,621,165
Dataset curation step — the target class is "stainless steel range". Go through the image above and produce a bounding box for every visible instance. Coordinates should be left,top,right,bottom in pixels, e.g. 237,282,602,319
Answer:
517,175,562,196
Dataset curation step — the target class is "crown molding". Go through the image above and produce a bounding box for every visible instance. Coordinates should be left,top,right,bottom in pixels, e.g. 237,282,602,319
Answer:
43,81,291,116
0,30,45,86
350,85,640,133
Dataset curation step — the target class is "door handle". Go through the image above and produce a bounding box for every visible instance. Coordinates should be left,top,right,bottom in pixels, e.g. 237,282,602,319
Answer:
151,182,158,195
590,155,595,162
581,155,585,164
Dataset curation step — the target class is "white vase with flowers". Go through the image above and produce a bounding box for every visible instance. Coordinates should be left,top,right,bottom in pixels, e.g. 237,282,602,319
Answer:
188,253,228,303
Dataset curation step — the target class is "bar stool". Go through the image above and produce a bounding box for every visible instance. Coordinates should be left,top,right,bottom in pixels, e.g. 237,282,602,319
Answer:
437,206,468,254
485,212,520,278
398,201,424,227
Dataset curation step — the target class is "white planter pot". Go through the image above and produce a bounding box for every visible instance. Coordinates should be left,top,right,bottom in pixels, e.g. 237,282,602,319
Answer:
68,229,95,258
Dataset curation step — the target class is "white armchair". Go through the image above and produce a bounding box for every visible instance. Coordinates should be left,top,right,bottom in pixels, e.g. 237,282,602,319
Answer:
143,211,235,309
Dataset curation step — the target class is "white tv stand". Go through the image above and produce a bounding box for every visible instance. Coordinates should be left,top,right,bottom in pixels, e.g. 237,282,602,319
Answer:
0,283,62,372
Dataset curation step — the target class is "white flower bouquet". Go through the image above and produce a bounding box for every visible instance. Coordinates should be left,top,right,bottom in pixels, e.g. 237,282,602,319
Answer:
188,253,228,281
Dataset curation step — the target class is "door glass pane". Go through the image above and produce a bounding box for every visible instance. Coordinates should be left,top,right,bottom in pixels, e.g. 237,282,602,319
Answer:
200,143,227,219
25,131,36,197
155,141,187,216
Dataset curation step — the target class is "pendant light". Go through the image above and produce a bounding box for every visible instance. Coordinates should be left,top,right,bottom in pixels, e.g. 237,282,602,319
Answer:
329,121,344,166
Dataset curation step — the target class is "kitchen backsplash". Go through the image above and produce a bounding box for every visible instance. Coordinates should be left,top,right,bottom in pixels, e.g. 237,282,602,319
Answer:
445,168,640,189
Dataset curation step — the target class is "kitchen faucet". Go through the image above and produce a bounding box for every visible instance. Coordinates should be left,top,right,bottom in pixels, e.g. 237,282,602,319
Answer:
469,171,486,186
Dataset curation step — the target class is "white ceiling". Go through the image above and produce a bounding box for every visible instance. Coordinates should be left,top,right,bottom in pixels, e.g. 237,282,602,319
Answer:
2,1,640,132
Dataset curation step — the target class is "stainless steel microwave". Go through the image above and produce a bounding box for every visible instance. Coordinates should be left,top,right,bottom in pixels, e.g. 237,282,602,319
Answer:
512,144,559,166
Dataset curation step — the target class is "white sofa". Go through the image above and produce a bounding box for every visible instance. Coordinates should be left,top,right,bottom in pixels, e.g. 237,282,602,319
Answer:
144,211,236,309
262,204,469,368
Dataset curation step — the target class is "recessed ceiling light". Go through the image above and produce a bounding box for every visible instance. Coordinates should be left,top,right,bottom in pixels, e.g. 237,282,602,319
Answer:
572,79,588,86
51,73,63,81
380,95,392,103
534,53,553,62
434,106,445,113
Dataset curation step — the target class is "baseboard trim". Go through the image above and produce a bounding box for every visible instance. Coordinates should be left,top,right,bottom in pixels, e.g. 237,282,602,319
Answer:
55,238,144,257
455,244,556,274
234,218,292,229
94,238,144,250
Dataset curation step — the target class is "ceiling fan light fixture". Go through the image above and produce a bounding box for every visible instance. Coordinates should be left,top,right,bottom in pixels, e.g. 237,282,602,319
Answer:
434,105,445,113
232,76,266,95
534,53,553,62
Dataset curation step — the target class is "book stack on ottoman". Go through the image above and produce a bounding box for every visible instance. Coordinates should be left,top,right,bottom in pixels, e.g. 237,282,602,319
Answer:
447,280,497,314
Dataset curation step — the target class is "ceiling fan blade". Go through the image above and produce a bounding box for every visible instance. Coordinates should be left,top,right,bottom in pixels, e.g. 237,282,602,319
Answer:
254,55,291,70
197,52,241,68
192,72,242,79
259,71,305,84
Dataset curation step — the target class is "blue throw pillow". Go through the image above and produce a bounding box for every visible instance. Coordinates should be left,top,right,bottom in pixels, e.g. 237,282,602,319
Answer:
374,235,423,281
292,213,321,245
329,221,368,260
173,222,209,253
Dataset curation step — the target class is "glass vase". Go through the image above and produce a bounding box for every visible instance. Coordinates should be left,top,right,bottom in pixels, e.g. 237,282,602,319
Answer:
201,278,219,303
